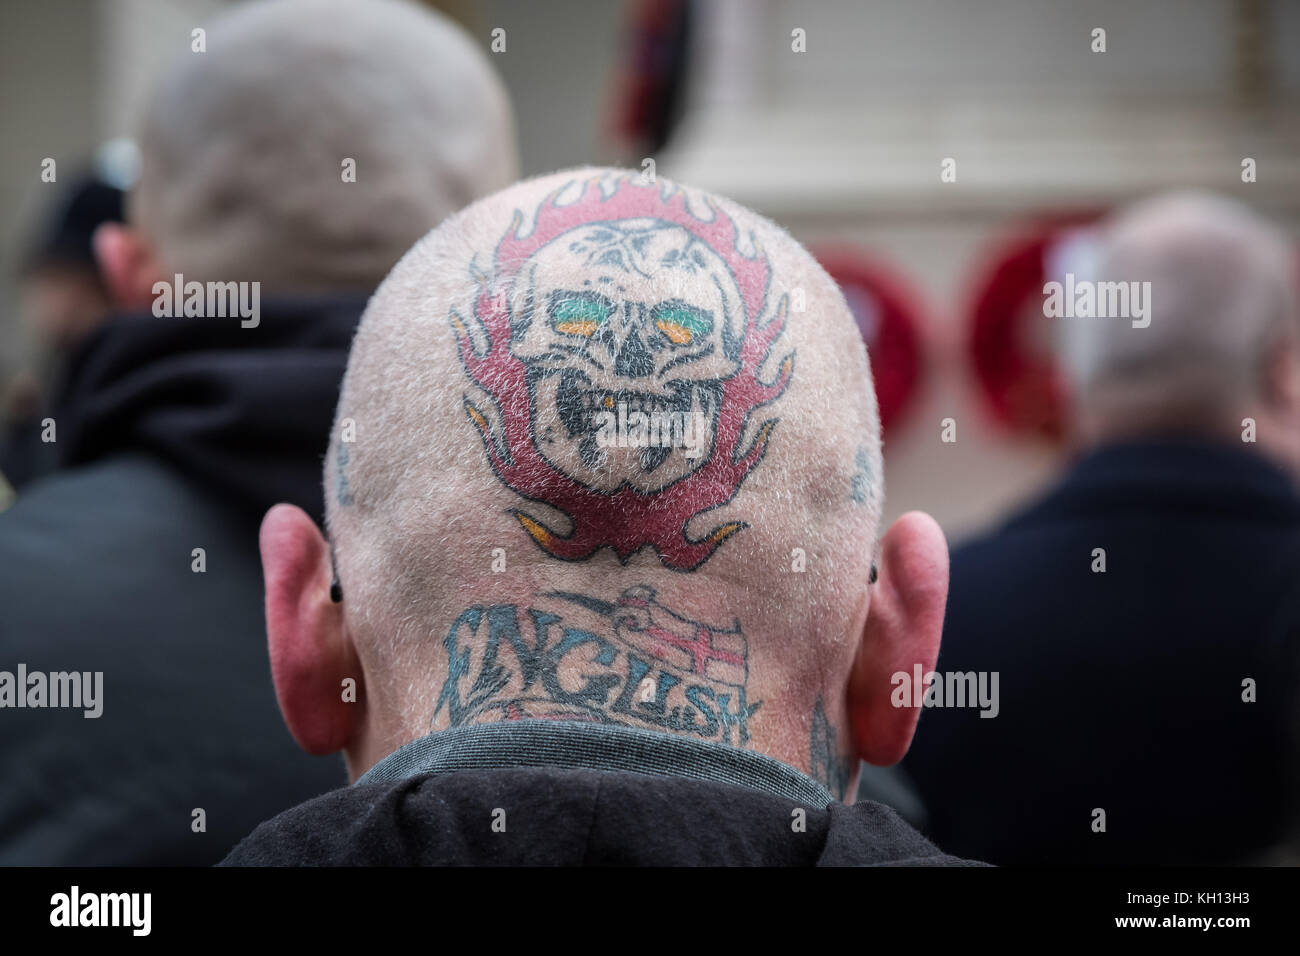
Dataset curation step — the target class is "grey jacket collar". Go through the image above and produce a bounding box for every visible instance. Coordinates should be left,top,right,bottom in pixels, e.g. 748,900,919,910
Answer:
356,719,835,808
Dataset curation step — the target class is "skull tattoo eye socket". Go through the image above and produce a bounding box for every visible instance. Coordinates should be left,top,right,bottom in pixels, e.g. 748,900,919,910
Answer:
550,291,613,338
550,293,713,350
652,301,713,346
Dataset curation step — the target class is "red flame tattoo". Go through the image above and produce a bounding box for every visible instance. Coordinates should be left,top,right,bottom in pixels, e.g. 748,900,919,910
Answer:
452,175,792,571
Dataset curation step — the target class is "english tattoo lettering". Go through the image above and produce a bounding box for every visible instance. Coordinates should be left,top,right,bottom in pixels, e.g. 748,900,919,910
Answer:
433,585,760,746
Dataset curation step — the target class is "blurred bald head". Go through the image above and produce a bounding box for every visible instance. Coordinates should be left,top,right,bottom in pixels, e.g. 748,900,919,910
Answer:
1067,194,1300,457
258,168,950,789
130,0,517,293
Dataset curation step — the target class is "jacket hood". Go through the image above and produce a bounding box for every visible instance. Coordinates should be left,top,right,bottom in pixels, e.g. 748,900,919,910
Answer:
55,294,368,523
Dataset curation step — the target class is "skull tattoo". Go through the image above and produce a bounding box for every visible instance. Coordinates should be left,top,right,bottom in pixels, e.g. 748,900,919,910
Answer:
454,174,793,571
512,218,743,492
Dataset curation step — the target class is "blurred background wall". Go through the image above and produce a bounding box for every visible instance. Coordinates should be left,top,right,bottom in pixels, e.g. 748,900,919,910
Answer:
2,0,1297,538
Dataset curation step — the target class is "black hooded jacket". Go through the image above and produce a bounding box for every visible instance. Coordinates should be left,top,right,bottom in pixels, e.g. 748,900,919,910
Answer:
221,721,982,867
222,767,975,867
0,297,365,864
54,296,368,523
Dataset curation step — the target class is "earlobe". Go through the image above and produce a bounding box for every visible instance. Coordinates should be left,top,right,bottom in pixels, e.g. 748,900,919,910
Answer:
260,503,362,756
845,511,949,767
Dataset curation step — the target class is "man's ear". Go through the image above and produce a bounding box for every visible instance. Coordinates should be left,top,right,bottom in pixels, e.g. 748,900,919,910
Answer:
92,222,162,310
261,503,363,756
845,511,949,767
1263,333,1300,413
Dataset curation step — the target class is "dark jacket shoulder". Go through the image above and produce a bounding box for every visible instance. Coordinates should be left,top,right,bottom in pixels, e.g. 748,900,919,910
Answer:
221,767,979,867
0,293,366,864
905,439,1300,865
0,454,345,864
